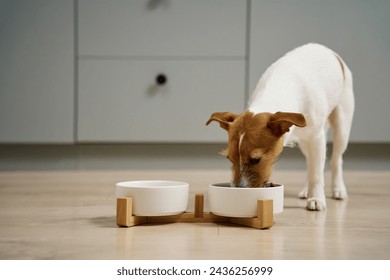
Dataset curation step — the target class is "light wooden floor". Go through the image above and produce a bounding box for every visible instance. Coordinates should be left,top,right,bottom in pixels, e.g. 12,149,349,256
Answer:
0,169,389,260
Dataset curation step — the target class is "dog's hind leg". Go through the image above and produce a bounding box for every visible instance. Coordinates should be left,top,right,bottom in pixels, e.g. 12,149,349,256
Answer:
329,89,354,200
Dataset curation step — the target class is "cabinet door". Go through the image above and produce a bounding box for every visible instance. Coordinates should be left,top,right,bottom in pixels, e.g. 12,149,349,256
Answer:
249,0,390,142
78,0,246,57
78,60,245,142
0,0,74,143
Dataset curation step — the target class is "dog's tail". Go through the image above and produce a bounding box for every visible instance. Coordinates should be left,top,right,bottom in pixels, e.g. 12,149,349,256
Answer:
333,52,353,92
334,53,346,81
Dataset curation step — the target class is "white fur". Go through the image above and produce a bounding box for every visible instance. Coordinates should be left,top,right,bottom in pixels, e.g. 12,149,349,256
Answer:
249,43,354,210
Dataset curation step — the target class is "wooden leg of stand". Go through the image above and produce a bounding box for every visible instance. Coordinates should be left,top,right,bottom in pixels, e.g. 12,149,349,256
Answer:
116,197,132,227
229,200,274,229
257,200,273,229
116,197,147,227
194,194,204,218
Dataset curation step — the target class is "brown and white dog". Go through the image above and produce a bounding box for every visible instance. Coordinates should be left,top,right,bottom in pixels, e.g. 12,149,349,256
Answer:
206,43,354,211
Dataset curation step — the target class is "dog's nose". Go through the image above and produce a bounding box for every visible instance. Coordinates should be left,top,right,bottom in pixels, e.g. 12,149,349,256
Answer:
239,177,249,188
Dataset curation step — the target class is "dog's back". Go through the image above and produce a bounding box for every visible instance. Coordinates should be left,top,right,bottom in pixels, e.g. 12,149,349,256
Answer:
249,43,353,146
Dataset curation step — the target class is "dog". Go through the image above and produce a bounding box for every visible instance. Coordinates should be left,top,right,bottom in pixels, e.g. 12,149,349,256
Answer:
206,43,354,211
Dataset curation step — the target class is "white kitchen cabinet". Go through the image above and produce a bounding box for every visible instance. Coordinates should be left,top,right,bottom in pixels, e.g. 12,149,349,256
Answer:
77,0,247,142
0,0,74,143
249,0,390,142
4,0,387,144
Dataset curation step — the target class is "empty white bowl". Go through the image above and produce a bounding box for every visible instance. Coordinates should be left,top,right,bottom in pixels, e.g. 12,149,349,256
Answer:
208,183,284,217
116,180,189,216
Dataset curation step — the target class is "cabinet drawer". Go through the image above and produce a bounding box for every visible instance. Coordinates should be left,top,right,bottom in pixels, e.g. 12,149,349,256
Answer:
78,60,245,142
78,0,246,57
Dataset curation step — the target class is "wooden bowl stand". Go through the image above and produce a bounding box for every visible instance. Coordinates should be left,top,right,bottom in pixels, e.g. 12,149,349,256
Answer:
116,194,274,229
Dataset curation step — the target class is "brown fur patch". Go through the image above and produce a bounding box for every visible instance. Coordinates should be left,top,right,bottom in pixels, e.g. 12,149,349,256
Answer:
207,111,306,187
227,112,282,187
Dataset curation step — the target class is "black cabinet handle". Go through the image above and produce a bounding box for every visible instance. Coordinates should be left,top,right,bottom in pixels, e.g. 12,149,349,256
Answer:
156,74,167,85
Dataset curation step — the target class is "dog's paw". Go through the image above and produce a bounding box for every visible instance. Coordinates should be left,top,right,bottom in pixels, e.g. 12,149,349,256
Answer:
332,189,348,200
298,187,308,199
306,197,326,211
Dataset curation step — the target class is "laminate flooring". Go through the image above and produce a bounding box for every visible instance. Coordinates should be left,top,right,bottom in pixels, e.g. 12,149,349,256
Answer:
0,169,389,259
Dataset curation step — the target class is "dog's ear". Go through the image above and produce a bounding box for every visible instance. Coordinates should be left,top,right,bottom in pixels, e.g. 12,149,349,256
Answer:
267,112,306,137
206,112,240,131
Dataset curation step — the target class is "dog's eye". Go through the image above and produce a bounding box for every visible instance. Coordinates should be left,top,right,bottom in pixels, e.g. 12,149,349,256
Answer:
249,157,261,165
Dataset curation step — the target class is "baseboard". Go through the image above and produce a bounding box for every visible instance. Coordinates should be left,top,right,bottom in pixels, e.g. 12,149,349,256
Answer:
0,143,389,171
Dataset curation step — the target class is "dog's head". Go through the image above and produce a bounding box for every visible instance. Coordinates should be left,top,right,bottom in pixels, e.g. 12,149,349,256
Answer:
206,111,306,187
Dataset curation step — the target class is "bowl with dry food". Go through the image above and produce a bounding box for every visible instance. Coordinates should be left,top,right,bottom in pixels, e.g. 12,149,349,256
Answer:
208,182,284,218
116,180,189,216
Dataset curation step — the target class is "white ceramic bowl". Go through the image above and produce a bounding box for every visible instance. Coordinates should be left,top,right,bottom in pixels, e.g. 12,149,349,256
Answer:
208,183,284,217
116,180,189,216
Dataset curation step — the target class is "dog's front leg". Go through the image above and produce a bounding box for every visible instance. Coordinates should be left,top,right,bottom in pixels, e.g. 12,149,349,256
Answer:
301,132,327,211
